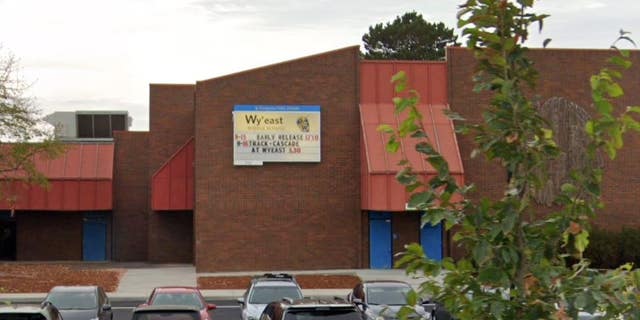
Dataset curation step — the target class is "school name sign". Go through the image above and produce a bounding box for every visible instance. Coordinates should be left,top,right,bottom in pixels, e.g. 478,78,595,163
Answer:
233,105,321,166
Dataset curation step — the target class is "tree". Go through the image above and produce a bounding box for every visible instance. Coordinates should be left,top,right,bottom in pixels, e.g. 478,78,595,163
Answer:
0,47,62,204
379,1,640,320
362,11,458,60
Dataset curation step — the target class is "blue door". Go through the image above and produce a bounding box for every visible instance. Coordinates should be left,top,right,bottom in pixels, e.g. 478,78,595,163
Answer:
369,212,392,269
420,220,443,261
83,215,107,261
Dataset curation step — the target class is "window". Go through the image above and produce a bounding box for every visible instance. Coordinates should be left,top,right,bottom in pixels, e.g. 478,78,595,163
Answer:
76,114,127,138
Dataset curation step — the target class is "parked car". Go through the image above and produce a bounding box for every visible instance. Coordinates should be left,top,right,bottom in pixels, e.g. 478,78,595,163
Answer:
237,273,303,320
131,305,203,320
142,286,216,320
0,302,63,320
44,285,112,320
259,298,365,320
347,281,433,320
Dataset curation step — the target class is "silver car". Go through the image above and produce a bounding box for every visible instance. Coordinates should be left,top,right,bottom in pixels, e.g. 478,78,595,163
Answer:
237,273,304,320
347,281,431,320
44,285,112,320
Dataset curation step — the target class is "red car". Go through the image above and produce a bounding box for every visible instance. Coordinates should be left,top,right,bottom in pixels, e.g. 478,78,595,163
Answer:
141,287,216,320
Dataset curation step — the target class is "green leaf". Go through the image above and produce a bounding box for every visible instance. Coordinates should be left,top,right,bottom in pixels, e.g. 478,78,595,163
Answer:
490,301,505,319
472,240,491,265
478,266,507,285
376,124,394,134
607,83,624,98
386,139,400,153
575,292,588,309
609,55,632,69
394,98,412,113
408,192,432,209
585,121,595,136
626,106,640,114
391,71,406,84
575,230,590,253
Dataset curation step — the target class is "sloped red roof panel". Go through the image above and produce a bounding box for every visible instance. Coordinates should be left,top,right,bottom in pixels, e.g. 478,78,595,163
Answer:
0,143,114,211
360,61,449,105
360,60,464,211
152,138,194,211
360,103,464,175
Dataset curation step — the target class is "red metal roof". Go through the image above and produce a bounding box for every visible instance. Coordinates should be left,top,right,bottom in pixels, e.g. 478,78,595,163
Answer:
151,138,194,211
0,143,114,211
360,61,464,211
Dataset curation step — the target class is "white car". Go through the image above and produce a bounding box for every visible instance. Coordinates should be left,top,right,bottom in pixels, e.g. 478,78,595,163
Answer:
237,273,304,320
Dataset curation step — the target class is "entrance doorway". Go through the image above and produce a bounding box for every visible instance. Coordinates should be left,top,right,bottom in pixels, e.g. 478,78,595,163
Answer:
83,212,107,261
420,219,443,261
369,212,392,269
0,212,16,260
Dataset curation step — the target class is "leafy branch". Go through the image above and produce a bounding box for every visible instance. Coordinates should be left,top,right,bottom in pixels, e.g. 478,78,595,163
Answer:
379,1,640,320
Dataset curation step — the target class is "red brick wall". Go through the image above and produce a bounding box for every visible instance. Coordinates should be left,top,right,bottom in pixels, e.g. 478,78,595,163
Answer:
147,211,193,263
447,47,640,238
193,46,362,272
149,84,196,174
148,84,196,263
113,131,149,261
16,212,82,260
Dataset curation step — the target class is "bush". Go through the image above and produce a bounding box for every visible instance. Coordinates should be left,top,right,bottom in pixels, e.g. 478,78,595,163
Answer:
585,227,640,269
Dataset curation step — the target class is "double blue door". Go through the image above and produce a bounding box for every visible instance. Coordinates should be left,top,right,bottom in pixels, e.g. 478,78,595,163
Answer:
83,213,107,261
369,212,443,269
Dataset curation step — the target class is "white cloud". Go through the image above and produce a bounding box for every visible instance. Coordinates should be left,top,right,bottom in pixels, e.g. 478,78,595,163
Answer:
1,0,638,130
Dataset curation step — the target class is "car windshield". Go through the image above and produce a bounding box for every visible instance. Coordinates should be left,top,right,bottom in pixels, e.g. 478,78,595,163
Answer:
249,286,303,304
46,291,97,309
366,286,410,305
151,292,204,309
284,309,362,320
132,311,200,320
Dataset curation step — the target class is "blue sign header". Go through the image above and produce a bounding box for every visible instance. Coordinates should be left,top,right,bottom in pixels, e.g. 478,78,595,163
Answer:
234,105,321,112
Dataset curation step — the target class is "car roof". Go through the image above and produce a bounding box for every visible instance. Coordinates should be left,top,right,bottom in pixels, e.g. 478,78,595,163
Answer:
153,286,201,293
49,285,98,292
362,280,412,287
254,280,299,287
252,273,297,282
133,304,202,312
289,298,356,308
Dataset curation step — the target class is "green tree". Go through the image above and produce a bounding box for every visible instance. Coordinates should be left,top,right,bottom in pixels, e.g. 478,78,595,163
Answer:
0,47,62,203
362,11,458,60
378,1,640,319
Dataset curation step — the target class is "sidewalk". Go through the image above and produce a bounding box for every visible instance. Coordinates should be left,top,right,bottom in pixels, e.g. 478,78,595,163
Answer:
0,264,427,303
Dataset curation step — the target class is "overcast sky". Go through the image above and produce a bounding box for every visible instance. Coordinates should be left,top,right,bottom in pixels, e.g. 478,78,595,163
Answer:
1,0,638,130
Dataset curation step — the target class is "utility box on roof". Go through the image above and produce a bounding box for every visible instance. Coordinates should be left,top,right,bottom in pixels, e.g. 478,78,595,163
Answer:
45,111,131,141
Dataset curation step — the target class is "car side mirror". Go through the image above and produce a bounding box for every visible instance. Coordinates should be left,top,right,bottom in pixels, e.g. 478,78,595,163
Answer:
102,304,112,312
236,298,245,305
207,304,217,310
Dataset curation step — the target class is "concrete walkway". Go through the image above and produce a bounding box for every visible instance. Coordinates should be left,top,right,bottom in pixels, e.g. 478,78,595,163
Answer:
0,264,429,303
114,265,197,298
